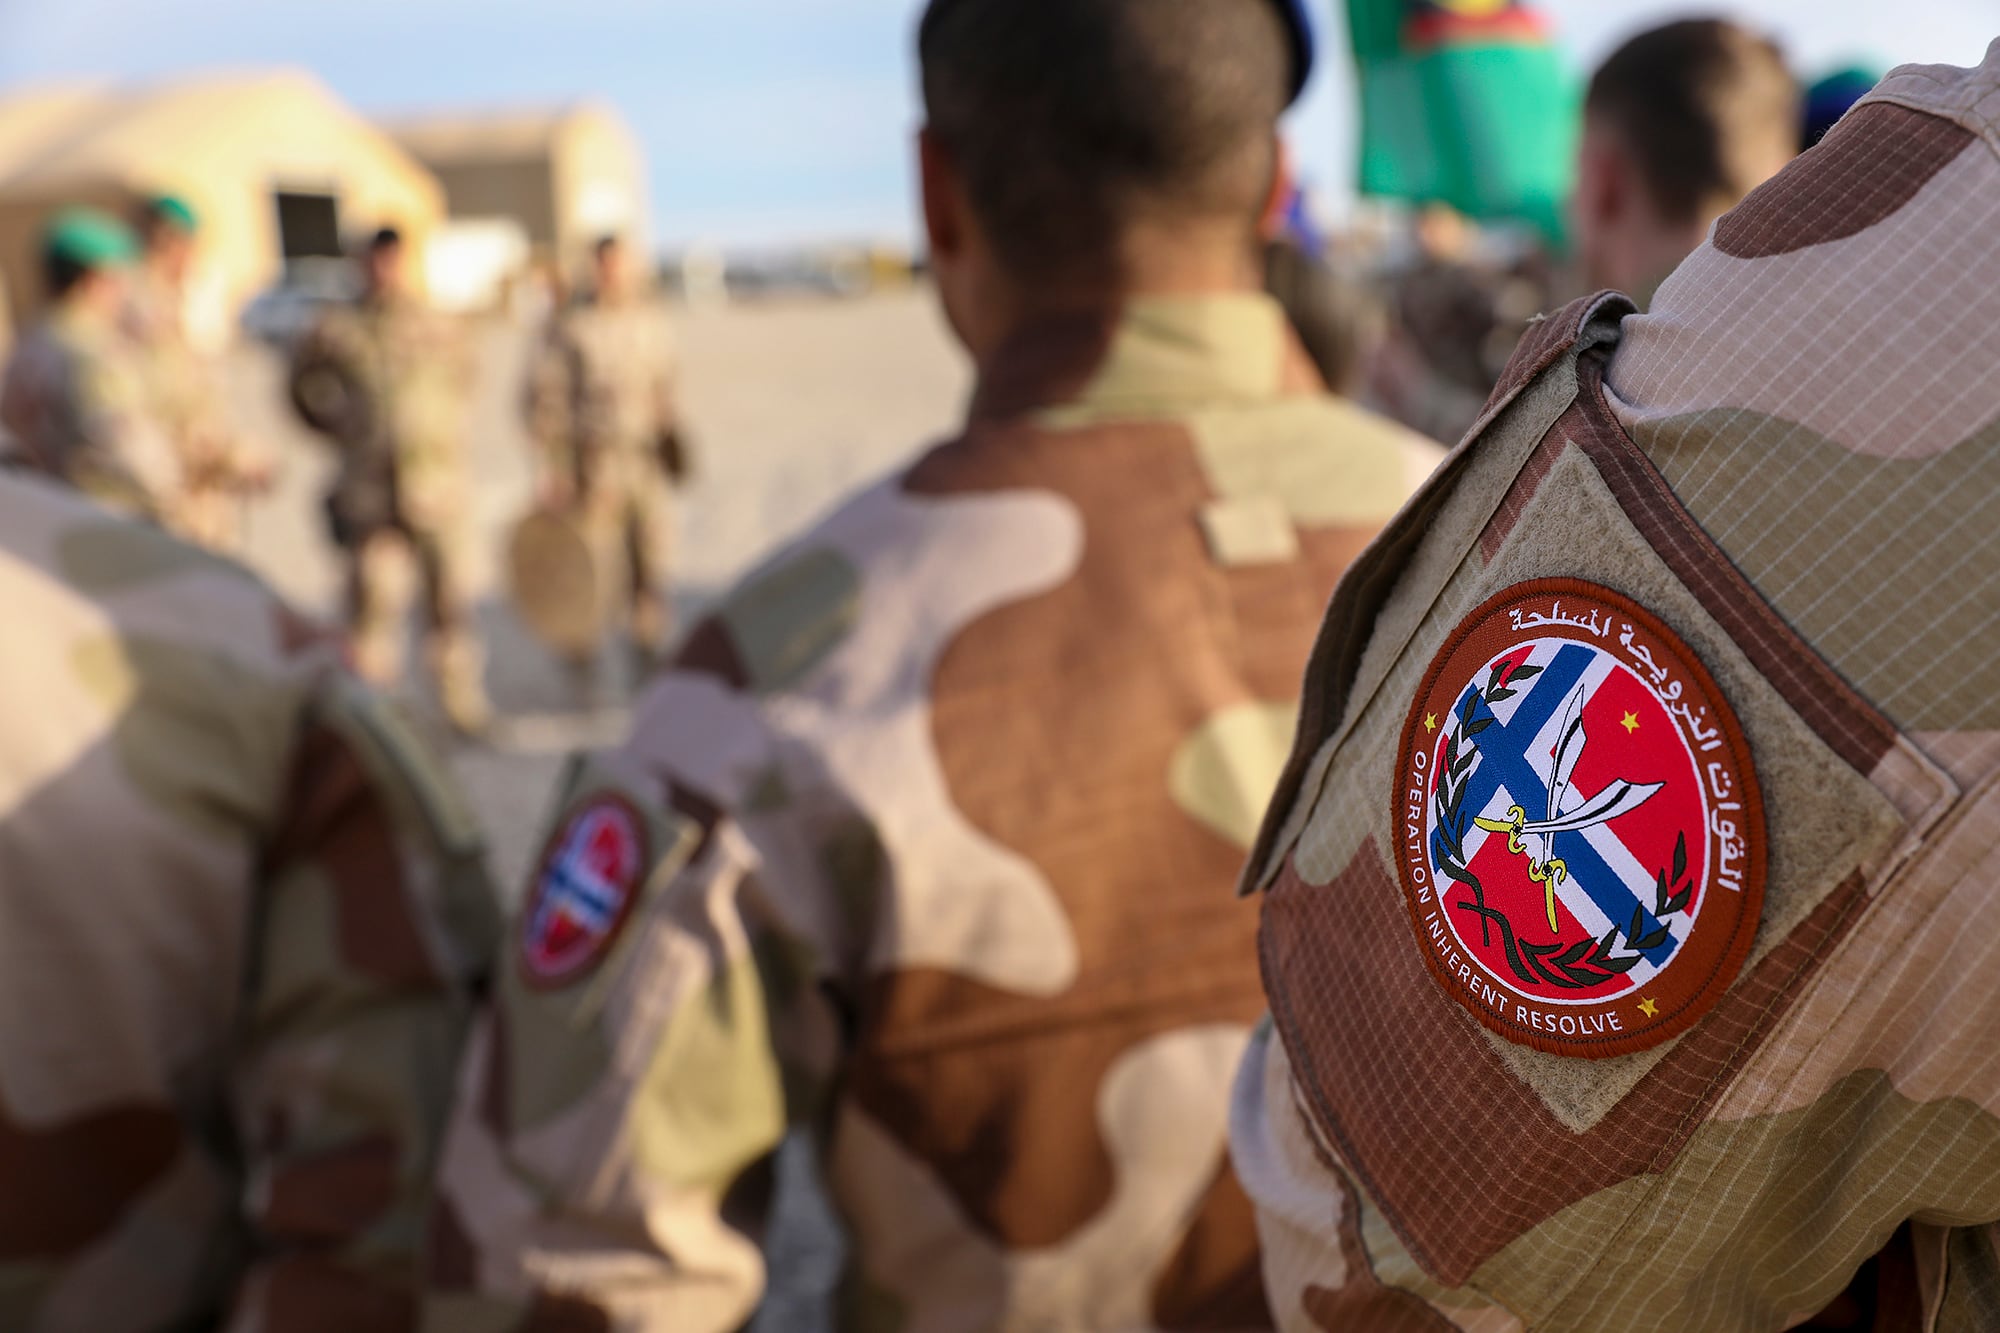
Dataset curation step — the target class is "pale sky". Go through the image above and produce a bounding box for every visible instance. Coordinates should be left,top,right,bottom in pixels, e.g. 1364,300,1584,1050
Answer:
0,0,1991,249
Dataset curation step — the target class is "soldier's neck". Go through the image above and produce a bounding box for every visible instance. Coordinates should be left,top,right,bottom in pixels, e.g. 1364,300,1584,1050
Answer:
1114,219,1266,297
971,226,1263,369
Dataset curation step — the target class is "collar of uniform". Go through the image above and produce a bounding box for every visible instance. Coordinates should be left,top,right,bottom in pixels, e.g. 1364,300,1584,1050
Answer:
969,292,1306,426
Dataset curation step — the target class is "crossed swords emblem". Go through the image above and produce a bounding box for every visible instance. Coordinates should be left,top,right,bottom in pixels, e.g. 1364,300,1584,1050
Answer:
1471,683,1663,933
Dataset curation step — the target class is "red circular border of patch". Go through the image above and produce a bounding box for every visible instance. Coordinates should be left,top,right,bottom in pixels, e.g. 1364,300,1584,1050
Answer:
1392,578,1766,1059
518,792,653,991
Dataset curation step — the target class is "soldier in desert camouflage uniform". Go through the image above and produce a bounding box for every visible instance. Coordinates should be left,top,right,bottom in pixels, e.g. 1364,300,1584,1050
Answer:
1233,42,2000,1332
1,209,177,521
290,226,493,736
123,194,270,554
0,468,499,1330
430,0,1437,1328
523,233,686,671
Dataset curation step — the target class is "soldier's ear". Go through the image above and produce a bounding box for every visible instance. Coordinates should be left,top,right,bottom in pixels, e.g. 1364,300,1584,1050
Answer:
1573,123,1633,236
1259,135,1293,242
918,128,966,265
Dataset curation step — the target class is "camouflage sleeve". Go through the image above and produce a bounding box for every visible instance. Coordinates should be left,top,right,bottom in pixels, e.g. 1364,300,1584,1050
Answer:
521,322,581,488
2,336,171,513
1933,1224,2000,1330
68,351,179,514
226,674,499,1329
288,314,367,445
651,310,678,436
431,693,854,1332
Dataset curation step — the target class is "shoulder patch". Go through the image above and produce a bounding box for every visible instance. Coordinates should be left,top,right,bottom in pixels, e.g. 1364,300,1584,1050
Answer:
1394,578,1764,1058
520,793,653,989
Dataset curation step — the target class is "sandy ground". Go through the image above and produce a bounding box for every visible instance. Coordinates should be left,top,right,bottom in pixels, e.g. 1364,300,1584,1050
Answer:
229,285,972,1327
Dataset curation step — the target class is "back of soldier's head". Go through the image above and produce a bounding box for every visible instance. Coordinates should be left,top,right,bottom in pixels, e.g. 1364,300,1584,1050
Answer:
41,207,135,306
1585,19,1798,229
917,0,1291,286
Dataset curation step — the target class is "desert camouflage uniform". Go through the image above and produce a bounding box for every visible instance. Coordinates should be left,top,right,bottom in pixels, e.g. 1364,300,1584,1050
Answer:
0,304,178,521
123,269,267,554
433,294,1441,1330
0,470,499,1330
290,294,490,730
1233,44,2000,1332
523,294,680,656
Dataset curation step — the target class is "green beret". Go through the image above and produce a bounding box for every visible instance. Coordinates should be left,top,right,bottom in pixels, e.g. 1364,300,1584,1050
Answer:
147,193,199,234
43,207,138,271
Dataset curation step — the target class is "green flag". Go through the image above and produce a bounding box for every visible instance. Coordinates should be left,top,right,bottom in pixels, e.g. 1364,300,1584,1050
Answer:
1346,0,1578,245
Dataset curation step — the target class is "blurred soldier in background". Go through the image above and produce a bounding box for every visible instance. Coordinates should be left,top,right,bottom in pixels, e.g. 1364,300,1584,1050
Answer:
1262,175,1382,396
1572,18,1799,301
431,0,1438,1327
125,194,270,553
1364,204,1553,446
290,226,493,737
1234,43,2000,1331
1264,232,1381,396
0,209,177,520
0,469,498,1328
521,233,686,680
1801,64,1881,150
1362,19,1797,447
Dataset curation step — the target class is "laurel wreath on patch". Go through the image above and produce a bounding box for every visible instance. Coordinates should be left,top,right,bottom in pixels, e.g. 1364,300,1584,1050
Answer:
1432,661,1695,991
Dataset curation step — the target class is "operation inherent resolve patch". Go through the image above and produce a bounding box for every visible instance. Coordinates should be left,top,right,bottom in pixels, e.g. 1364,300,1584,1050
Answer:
520,793,651,989
1394,579,1765,1057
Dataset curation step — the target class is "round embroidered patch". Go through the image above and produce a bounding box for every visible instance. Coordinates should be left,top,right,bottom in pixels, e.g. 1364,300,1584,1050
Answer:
520,794,651,989
1394,579,1765,1058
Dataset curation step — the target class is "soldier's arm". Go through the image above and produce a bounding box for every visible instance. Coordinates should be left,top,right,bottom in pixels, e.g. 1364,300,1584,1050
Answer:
521,323,581,494
1929,1224,2000,1330
227,674,499,1328
67,348,177,515
287,315,363,442
651,311,678,434
430,691,854,1331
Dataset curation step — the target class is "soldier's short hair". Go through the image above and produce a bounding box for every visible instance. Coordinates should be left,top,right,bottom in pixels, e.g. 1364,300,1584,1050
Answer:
1585,19,1799,226
136,194,197,242
44,252,88,298
918,0,1290,283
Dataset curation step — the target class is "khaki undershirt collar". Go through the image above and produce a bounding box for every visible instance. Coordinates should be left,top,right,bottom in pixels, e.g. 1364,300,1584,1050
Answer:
969,292,1310,426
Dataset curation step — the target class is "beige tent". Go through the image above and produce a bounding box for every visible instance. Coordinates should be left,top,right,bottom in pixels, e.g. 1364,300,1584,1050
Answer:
387,101,649,280
0,70,444,338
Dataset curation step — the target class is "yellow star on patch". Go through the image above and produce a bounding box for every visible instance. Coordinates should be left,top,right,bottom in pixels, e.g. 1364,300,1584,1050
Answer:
1620,711,1640,735
1424,713,1438,733
1637,997,1659,1019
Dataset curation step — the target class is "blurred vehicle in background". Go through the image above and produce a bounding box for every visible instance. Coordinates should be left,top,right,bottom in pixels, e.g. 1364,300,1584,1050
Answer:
239,254,358,347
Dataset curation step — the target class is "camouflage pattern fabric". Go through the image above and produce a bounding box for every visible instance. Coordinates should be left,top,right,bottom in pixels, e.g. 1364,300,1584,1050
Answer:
522,295,679,653
0,306,178,521
0,471,500,1330
1234,43,2000,1332
122,270,267,554
289,296,489,729
433,293,1441,1331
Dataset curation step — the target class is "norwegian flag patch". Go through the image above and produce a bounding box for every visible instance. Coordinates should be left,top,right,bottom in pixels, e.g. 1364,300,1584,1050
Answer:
1395,579,1765,1058
520,794,651,989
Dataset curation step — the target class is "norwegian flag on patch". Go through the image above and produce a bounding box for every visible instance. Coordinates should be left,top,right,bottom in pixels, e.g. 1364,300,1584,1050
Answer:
520,795,650,988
